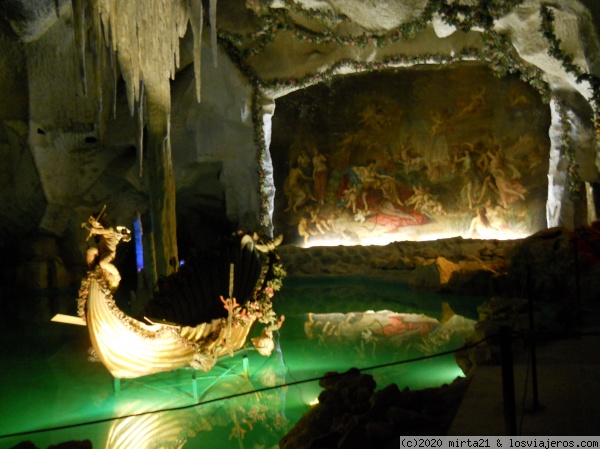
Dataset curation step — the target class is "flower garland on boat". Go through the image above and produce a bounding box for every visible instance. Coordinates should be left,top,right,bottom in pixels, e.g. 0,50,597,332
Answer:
246,255,286,326
77,267,172,340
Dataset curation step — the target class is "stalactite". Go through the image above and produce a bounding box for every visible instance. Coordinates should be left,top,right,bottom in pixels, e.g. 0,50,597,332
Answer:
87,0,209,125
138,80,145,178
92,25,107,117
210,0,218,68
189,0,203,102
82,0,210,278
92,4,104,119
111,46,117,119
71,0,87,97
172,0,190,79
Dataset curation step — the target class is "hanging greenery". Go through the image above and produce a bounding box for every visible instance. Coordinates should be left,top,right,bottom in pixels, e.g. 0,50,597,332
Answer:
278,0,351,24
434,0,527,31
218,0,594,230
252,89,273,230
224,0,531,59
554,97,584,199
538,3,599,198
540,4,600,109
219,5,435,59
482,30,550,101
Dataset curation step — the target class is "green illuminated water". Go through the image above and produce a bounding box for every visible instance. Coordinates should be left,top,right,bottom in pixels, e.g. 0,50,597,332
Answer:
0,276,482,449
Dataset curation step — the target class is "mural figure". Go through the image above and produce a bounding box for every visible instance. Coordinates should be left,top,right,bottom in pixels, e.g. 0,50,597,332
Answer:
346,160,404,211
456,86,487,117
372,205,423,232
466,207,500,238
336,160,428,233
308,205,333,235
428,109,453,181
455,143,486,209
297,213,317,244
312,149,329,205
297,150,311,172
487,146,527,208
394,135,420,174
341,185,361,214
405,184,446,217
284,163,316,212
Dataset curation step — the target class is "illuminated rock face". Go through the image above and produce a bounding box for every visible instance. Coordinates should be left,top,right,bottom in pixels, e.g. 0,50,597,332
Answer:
0,1,599,294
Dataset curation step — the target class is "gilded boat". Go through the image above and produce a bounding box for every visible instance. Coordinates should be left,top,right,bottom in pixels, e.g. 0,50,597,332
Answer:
78,234,286,379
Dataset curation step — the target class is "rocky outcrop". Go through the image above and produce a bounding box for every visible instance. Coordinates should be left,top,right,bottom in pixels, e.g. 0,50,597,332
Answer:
507,225,600,305
10,440,92,449
278,237,517,295
280,368,468,449
278,223,600,302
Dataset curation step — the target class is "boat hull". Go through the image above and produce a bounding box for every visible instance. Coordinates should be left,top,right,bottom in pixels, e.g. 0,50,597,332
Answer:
84,272,255,379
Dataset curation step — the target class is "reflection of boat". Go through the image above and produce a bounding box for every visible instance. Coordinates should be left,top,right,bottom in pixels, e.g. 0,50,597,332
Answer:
105,361,290,449
78,234,286,379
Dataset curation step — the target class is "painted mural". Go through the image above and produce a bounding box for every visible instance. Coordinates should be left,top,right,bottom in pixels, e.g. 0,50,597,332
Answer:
270,63,551,246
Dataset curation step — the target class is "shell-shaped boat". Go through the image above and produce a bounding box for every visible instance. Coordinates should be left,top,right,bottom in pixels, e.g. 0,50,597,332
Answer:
78,234,285,379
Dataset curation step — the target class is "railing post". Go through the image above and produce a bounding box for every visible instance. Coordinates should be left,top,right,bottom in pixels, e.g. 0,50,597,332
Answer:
526,266,542,412
243,354,250,379
192,370,198,402
499,325,517,435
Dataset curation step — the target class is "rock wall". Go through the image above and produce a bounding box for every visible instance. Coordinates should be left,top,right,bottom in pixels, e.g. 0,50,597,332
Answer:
278,237,517,296
278,223,600,303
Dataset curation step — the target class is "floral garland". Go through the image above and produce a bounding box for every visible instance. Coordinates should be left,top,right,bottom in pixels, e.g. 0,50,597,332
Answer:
224,0,529,58
258,48,483,93
554,97,583,199
77,267,172,340
220,4,434,58
540,4,600,111
251,89,272,230
245,251,287,325
539,4,598,197
277,0,350,24
481,30,550,102
435,0,526,32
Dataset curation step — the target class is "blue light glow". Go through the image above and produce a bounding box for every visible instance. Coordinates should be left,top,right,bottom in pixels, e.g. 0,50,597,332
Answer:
133,212,144,272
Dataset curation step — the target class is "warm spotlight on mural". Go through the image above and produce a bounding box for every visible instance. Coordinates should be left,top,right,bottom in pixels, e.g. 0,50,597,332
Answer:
300,229,530,248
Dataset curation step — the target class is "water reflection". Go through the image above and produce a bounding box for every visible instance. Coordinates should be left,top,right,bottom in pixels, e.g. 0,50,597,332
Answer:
0,283,476,449
303,303,476,356
102,301,476,449
105,336,291,449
